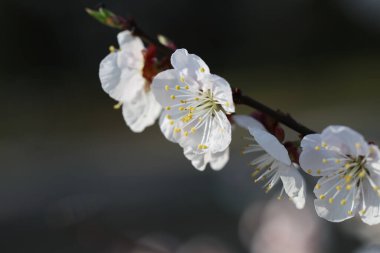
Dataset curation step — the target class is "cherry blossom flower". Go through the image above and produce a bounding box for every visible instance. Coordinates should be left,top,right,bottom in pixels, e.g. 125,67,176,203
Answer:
300,125,380,225
151,49,235,170
99,30,161,132
234,115,306,209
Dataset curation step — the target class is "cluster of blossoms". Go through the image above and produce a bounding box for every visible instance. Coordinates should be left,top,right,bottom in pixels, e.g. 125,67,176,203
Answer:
92,8,380,226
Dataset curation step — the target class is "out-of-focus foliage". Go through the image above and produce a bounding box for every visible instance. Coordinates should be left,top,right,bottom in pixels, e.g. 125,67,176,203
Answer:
85,7,126,30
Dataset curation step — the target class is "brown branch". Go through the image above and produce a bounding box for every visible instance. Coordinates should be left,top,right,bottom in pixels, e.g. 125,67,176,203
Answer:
232,88,315,136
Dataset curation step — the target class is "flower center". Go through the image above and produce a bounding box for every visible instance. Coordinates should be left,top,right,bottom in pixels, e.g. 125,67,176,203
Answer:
316,152,380,214
164,81,226,147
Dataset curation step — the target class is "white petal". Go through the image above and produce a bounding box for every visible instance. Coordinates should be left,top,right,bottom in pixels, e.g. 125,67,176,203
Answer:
158,111,178,143
359,178,380,225
184,147,229,171
314,176,358,222
122,89,161,133
232,115,265,131
201,74,235,113
249,129,291,166
178,111,232,154
299,149,341,176
117,48,144,70
210,148,229,171
322,125,369,156
300,134,322,149
279,163,306,209
369,144,380,161
183,146,209,171
170,49,210,80
151,69,199,107
99,52,145,102
117,30,144,60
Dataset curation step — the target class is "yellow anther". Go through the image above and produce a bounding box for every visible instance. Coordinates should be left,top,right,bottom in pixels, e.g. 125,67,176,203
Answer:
179,106,185,111
181,114,193,123
165,106,171,110
329,198,334,204
183,131,189,137
165,85,169,91
191,127,196,133
169,120,174,125
315,184,321,190
315,146,321,151
184,85,189,90
198,117,203,122
359,209,366,215
170,95,176,100
175,85,180,90
335,159,341,164
225,101,230,107
113,101,123,110
321,142,328,148
336,185,342,191
348,210,353,215
358,170,366,178
195,97,200,101
109,45,116,53
345,163,351,169
355,143,362,149
346,184,352,191
166,115,172,119
198,144,208,150
180,100,187,104
319,194,326,200
345,175,352,183
189,107,195,113
251,168,261,177
174,128,181,133
199,67,205,73
317,169,321,175
322,158,328,164
307,169,312,174
340,199,347,205
180,76,185,83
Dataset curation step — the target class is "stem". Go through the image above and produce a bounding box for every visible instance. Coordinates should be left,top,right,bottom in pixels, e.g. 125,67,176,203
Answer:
232,88,315,136
124,18,174,54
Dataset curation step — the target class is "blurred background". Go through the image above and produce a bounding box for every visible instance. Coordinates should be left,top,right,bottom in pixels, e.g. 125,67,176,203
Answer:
1,0,380,252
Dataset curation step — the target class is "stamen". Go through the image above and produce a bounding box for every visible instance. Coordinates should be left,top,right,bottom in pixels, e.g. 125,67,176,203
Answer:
109,45,116,53
113,101,123,110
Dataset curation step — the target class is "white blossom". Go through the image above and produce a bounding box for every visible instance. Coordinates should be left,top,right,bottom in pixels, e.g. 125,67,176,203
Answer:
300,125,380,225
99,30,161,132
152,49,235,170
234,115,306,209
